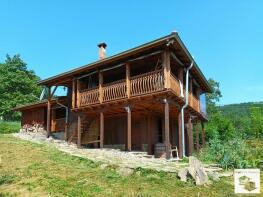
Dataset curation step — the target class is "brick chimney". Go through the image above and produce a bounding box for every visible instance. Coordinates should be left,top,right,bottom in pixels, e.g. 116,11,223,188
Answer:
97,42,107,60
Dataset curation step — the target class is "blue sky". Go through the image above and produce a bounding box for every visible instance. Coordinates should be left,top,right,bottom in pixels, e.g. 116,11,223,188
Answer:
0,0,262,105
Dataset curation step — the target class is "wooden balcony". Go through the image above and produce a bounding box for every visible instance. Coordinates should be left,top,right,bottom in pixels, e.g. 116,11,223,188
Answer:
76,69,201,113
78,69,165,107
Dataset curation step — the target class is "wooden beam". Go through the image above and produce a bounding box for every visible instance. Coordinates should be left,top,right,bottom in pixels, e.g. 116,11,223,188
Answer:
125,106,132,151
147,114,153,155
201,122,205,147
72,79,76,109
77,80,80,108
46,87,51,138
187,117,194,156
100,111,104,148
164,99,171,159
77,114,82,147
178,110,183,158
50,86,58,98
189,77,193,107
64,123,68,141
196,123,200,151
126,63,131,98
163,48,171,89
99,71,103,103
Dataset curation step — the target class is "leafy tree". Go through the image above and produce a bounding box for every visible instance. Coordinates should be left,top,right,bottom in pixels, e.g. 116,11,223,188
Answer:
250,107,263,138
205,78,235,141
206,78,222,115
0,54,41,120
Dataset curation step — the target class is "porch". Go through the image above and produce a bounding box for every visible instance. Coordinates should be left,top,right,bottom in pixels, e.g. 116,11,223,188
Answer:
74,95,206,159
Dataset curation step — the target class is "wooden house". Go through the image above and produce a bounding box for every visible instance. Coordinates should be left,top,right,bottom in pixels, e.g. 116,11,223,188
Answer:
14,33,211,158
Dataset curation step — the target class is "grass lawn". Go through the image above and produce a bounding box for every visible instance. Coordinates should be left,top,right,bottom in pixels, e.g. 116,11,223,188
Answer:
0,135,260,197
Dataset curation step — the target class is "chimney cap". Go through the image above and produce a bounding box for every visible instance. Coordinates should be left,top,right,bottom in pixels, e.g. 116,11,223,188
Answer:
97,42,107,48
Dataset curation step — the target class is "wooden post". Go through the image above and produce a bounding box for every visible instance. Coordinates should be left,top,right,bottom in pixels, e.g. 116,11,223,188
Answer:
178,111,183,158
72,79,76,109
196,87,201,112
77,80,80,108
99,71,103,103
201,122,206,147
163,48,171,89
64,123,68,140
189,77,193,107
125,106,132,151
100,112,104,148
164,99,170,159
196,123,200,151
77,114,82,147
187,117,194,156
126,63,131,98
147,114,153,155
46,87,51,138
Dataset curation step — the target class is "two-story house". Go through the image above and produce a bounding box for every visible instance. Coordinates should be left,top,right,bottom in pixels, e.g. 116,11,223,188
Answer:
15,32,211,159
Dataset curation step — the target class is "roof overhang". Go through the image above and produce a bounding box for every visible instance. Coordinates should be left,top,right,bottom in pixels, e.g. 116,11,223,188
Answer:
38,33,212,93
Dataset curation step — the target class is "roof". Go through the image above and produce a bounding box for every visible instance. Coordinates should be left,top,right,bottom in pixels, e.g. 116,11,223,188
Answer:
13,97,67,111
38,32,212,93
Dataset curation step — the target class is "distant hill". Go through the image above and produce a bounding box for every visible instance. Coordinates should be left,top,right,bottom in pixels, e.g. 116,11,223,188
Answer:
220,102,263,117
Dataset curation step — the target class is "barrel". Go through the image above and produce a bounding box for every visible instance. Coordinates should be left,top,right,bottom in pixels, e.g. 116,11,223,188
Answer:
154,143,166,158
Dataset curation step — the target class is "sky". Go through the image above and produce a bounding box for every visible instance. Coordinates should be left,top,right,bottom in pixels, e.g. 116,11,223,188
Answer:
0,0,262,105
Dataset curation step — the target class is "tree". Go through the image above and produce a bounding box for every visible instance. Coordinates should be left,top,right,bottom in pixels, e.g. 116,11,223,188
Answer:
206,78,222,115
205,78,235,141
0,54,41,120
250,107,263,138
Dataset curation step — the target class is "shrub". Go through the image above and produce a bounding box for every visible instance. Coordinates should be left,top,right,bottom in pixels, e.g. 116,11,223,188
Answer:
197,137,261,169
0,121,20,134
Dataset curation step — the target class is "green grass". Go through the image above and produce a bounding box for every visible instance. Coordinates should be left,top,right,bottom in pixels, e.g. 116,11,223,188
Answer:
0,135,262,197
0,122,20,134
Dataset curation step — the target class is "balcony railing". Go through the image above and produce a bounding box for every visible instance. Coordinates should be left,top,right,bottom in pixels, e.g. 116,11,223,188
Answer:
103,79,127,102
170,73,181,97
131,70,164,96
80,88,100,106
77,69,201,114
188,92,200,113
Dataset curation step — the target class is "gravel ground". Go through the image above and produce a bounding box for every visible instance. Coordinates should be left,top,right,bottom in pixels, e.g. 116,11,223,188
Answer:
13,131,225,175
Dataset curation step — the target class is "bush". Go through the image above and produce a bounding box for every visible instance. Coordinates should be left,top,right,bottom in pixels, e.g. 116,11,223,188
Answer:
0,121,20,134
197,137,262,169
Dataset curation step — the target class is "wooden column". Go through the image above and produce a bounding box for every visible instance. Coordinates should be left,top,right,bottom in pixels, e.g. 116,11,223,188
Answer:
187,117,194,156
163,48,171,89
196,87,201,112
147,115,153,155
77,114,82,147
196,123,200,151
100,112,104,148
125,106,132,151
126,63,131,98
201,122,206,147
99,71,103,103
189,77,193,107
72,79,76,109
46,87,51,138
64,123,68,140
164,99,171,159
77,80,80,108
178,111,183,158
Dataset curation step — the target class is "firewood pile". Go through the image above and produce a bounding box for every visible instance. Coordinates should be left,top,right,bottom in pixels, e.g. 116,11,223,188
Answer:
20,122,45,133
